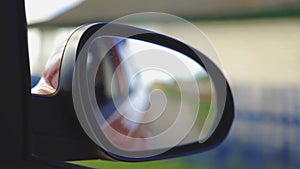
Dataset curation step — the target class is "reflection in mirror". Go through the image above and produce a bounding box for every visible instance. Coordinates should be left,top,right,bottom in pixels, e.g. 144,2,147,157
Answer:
87,36,217,151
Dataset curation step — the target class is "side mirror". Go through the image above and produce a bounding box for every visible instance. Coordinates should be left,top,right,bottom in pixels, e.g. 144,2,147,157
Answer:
29,23,234,163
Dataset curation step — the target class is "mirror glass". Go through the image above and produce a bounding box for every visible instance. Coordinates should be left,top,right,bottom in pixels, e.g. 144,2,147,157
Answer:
86,36,218,151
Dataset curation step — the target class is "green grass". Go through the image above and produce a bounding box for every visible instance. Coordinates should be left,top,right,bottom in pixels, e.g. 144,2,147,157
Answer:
69,158,198,169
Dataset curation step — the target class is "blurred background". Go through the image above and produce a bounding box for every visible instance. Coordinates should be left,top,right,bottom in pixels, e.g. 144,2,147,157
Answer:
26,0,300,168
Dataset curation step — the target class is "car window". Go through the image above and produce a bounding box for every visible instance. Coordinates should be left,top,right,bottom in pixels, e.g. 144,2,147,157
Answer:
26,1,300,168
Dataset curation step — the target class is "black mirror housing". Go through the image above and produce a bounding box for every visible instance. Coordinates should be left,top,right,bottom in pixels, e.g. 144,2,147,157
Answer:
28,23,234,163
